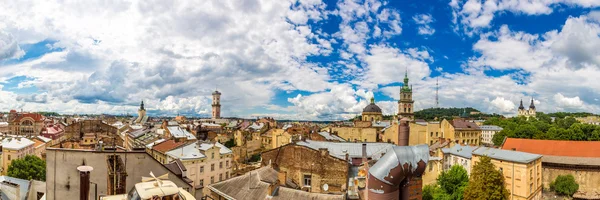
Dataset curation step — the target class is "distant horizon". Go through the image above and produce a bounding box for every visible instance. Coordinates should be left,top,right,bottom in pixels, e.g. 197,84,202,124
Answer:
2,1,600,120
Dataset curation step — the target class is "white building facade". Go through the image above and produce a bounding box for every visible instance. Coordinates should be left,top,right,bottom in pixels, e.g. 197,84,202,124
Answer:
480,125,503,146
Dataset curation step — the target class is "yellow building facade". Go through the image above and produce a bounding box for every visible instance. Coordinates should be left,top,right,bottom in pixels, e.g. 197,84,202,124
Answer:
471,148,543,200
330,127,377,142
380,121,441,146
441,119,481,146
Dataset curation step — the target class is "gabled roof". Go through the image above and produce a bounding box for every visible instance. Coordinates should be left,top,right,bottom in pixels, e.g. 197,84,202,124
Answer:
152,140,187,154
502,138,600,158
449,119,480,130
317,132,345,142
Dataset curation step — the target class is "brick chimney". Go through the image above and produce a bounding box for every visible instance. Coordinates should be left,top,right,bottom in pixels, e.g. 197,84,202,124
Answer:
398,118,410,146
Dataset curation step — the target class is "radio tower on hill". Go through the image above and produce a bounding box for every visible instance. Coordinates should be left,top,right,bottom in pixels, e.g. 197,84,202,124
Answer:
435,77,439,108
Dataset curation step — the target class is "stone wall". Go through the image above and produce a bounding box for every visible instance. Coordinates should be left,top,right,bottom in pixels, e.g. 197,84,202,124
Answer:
542,165,600,192
261,145,349,194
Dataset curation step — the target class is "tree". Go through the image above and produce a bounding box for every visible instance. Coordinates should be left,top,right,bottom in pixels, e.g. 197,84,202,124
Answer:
550,175,579,196
437,165,469,199
463,156,509,200
7,155,46,181
224,139,236,148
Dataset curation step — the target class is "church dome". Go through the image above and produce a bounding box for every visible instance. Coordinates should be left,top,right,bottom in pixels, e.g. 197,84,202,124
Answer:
363,103,382,113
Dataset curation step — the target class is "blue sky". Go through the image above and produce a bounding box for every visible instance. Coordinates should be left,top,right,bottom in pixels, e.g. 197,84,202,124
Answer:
1,0,600,120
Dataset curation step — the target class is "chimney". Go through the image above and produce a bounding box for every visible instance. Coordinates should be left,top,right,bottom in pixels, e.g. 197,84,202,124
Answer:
398,118,410,146
319,148,329,157
345,152,349,161
362,143,367,164
267,183,279,197
277,171,287,186
77,166,94,200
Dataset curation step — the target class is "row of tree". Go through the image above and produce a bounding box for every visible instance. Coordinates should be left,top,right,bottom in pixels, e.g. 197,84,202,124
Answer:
423,156,509,200
486,113,600,146
424,156,580,199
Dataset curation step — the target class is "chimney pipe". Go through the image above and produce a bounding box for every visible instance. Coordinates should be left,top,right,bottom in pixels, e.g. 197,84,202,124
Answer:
77,166,94,200
362,143,367,164
398,118,410,146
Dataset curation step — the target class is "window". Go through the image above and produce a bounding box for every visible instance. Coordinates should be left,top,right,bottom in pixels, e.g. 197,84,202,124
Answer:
211,152,214,159
7,155,10,161
499,167,503,173
211,164,215,171
226,172,229,179
429,163,433,172
226,161,229,167
303,175,311,187
219,173,223,181
200,166,204,173
199,179,203,187
220,162,223,169
211,176,214,184
430,132,433,137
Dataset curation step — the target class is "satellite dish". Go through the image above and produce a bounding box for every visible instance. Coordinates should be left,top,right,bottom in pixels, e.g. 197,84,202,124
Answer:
323,184,329,191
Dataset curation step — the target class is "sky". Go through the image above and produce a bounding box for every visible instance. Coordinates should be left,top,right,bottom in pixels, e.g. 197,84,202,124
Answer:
1,0,600,120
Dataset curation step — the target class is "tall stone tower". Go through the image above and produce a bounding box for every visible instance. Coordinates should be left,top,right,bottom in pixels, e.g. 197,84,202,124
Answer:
212,90,221,119
398,71,414,120
138,101,146,119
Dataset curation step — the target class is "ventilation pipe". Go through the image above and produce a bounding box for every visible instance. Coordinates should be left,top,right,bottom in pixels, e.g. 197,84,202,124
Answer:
77,166,94,200
367,117,429,200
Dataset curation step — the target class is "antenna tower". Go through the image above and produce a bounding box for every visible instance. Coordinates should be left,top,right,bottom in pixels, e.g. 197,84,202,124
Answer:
435,77,439,108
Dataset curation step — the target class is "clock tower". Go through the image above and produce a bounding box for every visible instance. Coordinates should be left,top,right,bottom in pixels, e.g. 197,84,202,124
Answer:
398,71,414,120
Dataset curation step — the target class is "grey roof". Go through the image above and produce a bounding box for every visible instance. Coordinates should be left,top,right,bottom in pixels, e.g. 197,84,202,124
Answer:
317,132,346,142
166,141,232,160
479,125,503,131
371,121,391,128
472,147,542,164
296,140,394,161
167,126,195,140
128,128,151,139
363,103,382,113
0,176,30,200
442,144,478,159
369,145,429,185
226,121,238,128
208,167,344,200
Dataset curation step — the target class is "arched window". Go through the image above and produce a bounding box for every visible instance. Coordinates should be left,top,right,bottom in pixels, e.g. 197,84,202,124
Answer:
404,108,407,112
371,117,374,121
408,108,411,112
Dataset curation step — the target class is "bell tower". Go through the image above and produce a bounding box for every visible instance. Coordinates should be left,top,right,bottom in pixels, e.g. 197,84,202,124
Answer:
212,90,221,119
398,70,414,120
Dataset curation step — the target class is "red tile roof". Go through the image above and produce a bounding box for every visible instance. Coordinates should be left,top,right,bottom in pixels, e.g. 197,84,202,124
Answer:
152,140,187,153
14,113,45,122
501,138,600,157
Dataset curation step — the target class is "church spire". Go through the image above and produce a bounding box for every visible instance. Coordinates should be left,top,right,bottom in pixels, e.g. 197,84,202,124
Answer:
140,100,145,111
529,98,535,109
519,99,524,110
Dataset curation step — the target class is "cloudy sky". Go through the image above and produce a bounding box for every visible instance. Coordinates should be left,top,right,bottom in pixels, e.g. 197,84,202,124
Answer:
1,0,600,120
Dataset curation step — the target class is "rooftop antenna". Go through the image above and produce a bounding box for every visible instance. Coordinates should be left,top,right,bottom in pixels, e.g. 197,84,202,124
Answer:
436,77,439,108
